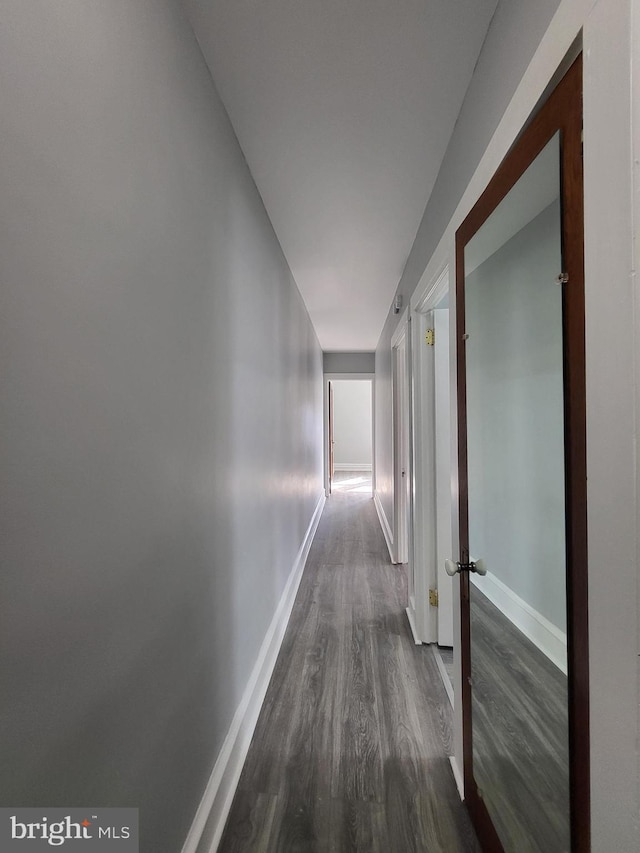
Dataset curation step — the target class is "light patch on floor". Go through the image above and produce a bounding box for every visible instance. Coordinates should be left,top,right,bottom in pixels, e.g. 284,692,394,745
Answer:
331,470,372,495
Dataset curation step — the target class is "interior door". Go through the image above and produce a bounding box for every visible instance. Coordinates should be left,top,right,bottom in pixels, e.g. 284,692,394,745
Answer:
434,307,453,647
393,329,410,564
407,309,435,640
455,57,588,852
328,381,334,494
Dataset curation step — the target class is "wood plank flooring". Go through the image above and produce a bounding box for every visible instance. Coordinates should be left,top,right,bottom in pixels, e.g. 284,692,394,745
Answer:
218,475,479,852
470,587,569,853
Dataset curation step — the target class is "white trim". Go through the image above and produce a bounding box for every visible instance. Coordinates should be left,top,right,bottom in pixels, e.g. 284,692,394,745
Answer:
391,315,411,565
333,462,372,472
414,264,449,314
409,266,453,648
434,308,453,647
373,490,395,564
405,606,422,644
433,646,454,709
449,756,464,801
390,306,409,348
470,571,568,674
323,372,375,380
582,5,638,848
407,309,435,643
180,492,326,853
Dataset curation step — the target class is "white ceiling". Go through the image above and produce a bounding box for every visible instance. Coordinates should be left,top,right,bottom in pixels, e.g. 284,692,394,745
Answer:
183,0,499,351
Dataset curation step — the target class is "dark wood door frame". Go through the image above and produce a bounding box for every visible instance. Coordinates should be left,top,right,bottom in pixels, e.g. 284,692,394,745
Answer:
455,55,589,852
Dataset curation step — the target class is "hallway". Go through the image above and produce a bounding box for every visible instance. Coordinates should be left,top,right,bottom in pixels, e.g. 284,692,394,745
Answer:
1,3,637,852
218,474,479,852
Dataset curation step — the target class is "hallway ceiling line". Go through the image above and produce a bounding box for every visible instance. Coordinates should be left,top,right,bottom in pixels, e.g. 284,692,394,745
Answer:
183,0,500,350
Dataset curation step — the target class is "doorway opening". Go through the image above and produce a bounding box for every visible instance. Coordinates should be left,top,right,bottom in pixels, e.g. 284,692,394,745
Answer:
391,316,410,566
409,268,455,705
324,374,374,498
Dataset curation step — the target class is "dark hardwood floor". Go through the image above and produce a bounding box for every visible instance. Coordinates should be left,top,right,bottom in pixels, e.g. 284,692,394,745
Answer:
218,474,480,852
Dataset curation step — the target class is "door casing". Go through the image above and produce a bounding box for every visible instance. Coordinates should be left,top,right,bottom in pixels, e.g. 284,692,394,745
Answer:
408,267,454,646
391,312,411,565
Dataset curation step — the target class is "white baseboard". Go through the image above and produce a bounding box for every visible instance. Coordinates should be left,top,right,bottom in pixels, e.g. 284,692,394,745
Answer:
405,606,422,645
333,463,372,472
470,570,567,674
181,492,326,853
373,490,395,564
433,647,454,709
449,756,464,801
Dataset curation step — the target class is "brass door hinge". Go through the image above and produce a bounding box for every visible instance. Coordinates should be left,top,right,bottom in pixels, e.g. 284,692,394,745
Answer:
429,588,439,607
425,328,435,346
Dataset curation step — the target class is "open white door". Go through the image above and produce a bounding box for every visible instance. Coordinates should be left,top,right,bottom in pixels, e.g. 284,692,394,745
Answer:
392,316,410,565
407,308,435,642
328,380,334,494
408,269,454,649
434,307,454,647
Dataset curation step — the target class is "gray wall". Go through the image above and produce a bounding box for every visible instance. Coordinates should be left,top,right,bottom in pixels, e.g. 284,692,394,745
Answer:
332,380,373,467
0,3,323,852
323,351,375,374
374,0,562,528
